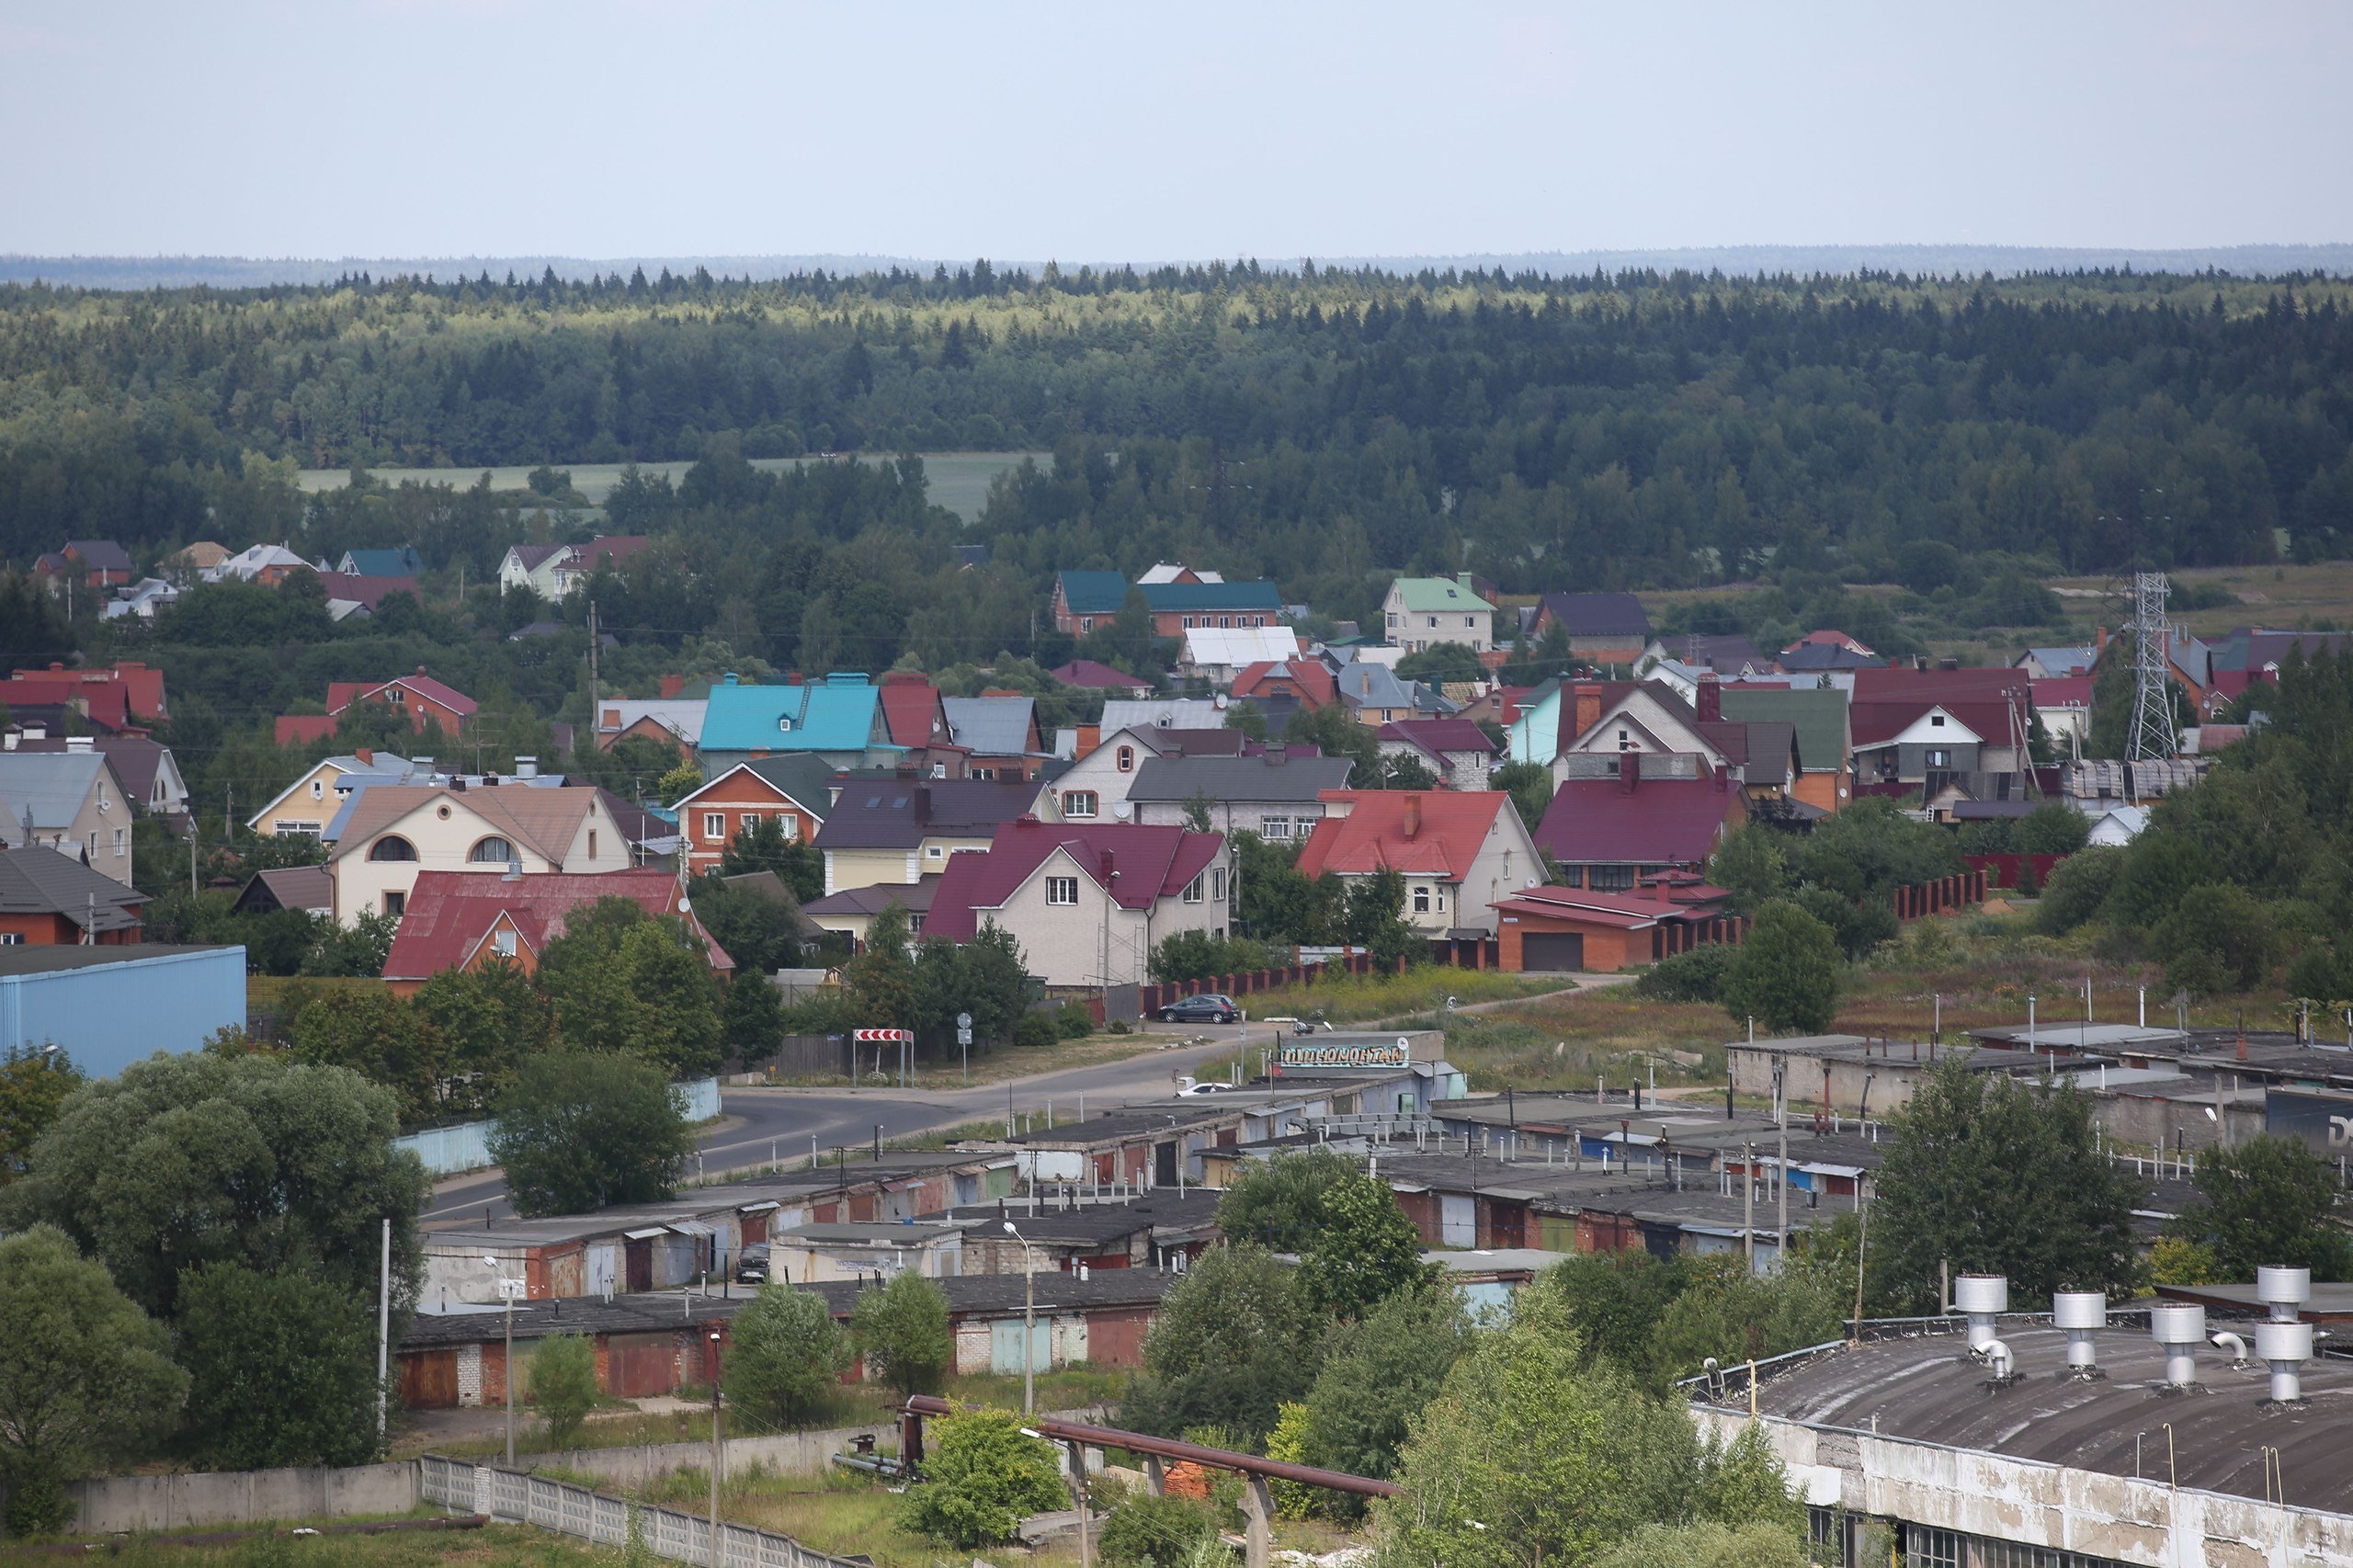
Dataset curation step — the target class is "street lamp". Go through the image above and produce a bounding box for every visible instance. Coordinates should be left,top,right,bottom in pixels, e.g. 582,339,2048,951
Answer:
483,1255,516,1466
1003,1221,1036,1415
708,1328,723,1568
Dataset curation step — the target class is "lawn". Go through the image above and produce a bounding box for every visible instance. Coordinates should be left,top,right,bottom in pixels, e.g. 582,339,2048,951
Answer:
35,1520,608,1565
1242,966,1566,1028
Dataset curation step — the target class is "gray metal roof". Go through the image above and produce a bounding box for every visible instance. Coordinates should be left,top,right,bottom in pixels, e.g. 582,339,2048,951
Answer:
0,846,149,930
942,696,1038,756
1099,699,1229,733
0,751,111,834
1126,753,1353,804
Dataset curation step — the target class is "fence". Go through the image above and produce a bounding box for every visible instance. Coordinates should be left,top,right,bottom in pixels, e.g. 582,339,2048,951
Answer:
1894,869,1991,916
1963,853,2063,892
42,1460,419,1536
420,1454,864,1568
1651,914,1751,961
1138,951,1393,1017
396,1078,722,1175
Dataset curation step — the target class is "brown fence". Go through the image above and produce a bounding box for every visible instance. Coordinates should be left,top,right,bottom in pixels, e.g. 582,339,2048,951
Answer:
1651,915,1752,961
1139,951,1405,1017
1893,869,1990,919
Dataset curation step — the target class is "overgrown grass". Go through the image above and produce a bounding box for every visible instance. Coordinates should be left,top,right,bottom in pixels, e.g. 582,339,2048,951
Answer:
1246,966,1563,1027
30,1520,609,1564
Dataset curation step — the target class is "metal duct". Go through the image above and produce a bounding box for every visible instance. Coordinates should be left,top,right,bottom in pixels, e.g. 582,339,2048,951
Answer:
2149,1302,2206,1388
1954,1273,2008,1354
2255,1321,2314,1403
2257,1265,2312,1324
1982,1339,2015,1381
2052,1291,2106,1376
2211,1330,2249,1367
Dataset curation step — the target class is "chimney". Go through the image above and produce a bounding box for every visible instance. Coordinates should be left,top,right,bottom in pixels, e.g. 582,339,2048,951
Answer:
659,674,686,699
516,756,539,779
1266,746,1288,767
785,672,803,686
415,665,427,676
1572,683,1603,742
1098,849,1118,886
1620,755,1640,795
356,747,373,766
1402,794,1422,840
65,735,93,755
1696,674,1721,722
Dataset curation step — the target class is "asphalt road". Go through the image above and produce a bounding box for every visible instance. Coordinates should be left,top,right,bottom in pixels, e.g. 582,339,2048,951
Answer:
421,1023,1260,1228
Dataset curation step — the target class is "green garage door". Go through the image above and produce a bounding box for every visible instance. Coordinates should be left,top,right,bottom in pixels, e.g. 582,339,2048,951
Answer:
1520,932,1585,971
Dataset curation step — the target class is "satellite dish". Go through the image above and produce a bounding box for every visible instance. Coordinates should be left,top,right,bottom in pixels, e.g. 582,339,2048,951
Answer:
1113,801,1133,820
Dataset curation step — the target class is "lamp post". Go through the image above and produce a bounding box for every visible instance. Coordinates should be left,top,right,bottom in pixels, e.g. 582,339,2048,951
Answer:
1003,1221,1036,1415
483,1255,517,1466
708,1328,723,1568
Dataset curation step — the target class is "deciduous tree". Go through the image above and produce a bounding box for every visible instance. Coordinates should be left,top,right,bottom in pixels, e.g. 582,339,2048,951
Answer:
850,1269,952,1395
175,1261,384,1470
486,1052,696,1217
1720,902,1841,1033
726,1283,850,1427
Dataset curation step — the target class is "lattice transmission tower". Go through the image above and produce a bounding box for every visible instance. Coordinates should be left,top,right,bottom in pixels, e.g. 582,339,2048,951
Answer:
2127,571,2176,762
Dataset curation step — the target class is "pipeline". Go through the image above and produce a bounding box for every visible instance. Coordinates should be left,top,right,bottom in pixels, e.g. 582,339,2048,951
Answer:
899,1395,1399,1496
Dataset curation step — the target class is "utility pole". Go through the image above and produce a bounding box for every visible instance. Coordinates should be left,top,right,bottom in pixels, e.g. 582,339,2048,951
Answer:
377,1219,392,1442
1743,1142,1755,1267
1775,1064,1789,1271
708,1329,723,1567
587,598,601,749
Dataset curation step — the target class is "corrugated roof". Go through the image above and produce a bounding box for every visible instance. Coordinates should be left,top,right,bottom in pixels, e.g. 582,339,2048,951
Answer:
1293,791,1510,880
1533,773,1741,866
1058,572,1282,616
0,846,148,930
1390,574,1497,614
1128,753,1354,804
381,868,730,982
700,675,884,756
1535,591,1651,638
1180,627,1300,666
942,696,1038,757
1099,699,1228,733
813,779,1041,850
1717,687,1849,773
0,752,114,834
925,820,1224,940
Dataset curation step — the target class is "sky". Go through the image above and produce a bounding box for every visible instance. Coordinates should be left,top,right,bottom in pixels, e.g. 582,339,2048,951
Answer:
2,0,2348,261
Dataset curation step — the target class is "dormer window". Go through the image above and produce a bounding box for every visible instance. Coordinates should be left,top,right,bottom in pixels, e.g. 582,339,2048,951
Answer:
779,716,793,733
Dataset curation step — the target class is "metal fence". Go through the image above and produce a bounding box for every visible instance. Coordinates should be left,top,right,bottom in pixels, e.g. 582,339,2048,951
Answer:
396,1078,722,1176
418,1454,861,1568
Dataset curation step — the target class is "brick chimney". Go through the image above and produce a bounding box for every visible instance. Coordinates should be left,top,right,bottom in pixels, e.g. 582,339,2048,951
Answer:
1402,794,1423,839
659,674,686,699
1620,754,1640,794
356,747,373,766
1696,674,1721,722
1572,683,1603,741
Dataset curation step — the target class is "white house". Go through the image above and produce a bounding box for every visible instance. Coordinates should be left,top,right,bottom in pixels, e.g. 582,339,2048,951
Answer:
325,784,631,925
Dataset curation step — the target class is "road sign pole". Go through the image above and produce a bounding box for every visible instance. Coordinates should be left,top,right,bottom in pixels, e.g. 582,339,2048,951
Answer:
957,1012,973,1085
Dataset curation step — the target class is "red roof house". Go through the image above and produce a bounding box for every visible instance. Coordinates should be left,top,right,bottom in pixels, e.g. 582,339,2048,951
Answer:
1049,660,1154,697
1232,659,1338,710
876,672,953,749
380,868,733,993
925,819,1228,986
1493,884,1728,974
0,673,137,733
1294,790,1541,936
314,572,423,613
1532,762,1746,892
275,667,477,746
9,663,167,722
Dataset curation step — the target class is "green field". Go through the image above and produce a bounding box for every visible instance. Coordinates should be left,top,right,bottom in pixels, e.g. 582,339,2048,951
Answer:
295,452,1041,524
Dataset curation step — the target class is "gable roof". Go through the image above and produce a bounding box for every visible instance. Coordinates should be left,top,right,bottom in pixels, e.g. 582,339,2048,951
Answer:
699,674,885,756
381,868,729,982
1128,752,1354,804
1716,687,1849,772
1049,659,1154,694
63,540,134,573
1390,574,1497,614
802,874,945,919
674,755,840,821
233,865,334,915
597,699,706,745
1847,668,2029,750
339,547,424,577
1233,659,1338,707
943,696,1039,757
0,752,116,834
505,542,566,574
6,737,176,804
1532,772,1741,867
1057,571,1282,616
1537,591,1651,639
1489,884,1700,929
1293,791,1511,881
1182,627,1300,667
1099,698,1228,733
926,820,1223,939
1334,661,1422,712
0,846,149,932
1778,642,1882,672
559,536,652,574
315,572,422,612
813,778,1042,850
324,784,602,866
1377,719,1497,756
876,676,950,748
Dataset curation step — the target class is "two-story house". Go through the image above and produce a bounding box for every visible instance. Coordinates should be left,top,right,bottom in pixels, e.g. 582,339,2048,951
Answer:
696,673,898,777
325,784,632,925
1294,790,1541,936
813,778,1045,896
1040,725,1248,826
0,847,149,944
1529,592,1653,664
1376,719,1498,792
497,536,653,599
0,745,138,886
1051,571,1285,639
379,868,732,994
1127,748,1355,842
671,756,836,876
273,668,477,748
925,820,1231,988
1847,668,2031,789
1534,758,1747,892
1382,574,1495,653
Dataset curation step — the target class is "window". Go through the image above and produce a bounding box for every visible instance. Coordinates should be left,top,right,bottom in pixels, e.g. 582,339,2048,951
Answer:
1427,615,1438,628
0,934,19,946
777,716,793,733
1261,816,1292,841
1045,876,1080,905
926,845,945,859
491,929,517,958
1183,876,1204,904
383,890,406,917
113,827,126,858
368,835,417,862
310,778,325,800
1589,865,1636,892
1079,616,1095,633
1211,868,1227,901
908,913,926,934
1219,616,1232,629
469,836,516,864
388,686,405,705
1413,885,1431,914
1386,612,1399,627
1465,615,1475,628
1116,746,1136,772
1063,790,1099,819
1930,713,1947,727
588,830,599,858
1902,1526,1962,1568
703,812,726,841
1927,748,1952,768
780,813,800,840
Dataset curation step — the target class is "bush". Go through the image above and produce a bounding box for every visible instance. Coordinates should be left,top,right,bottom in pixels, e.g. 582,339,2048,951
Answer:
529,1334,600,1449
851,1271,951,1395
725,1284,850,1426
1011,1010,1060,1049
900,1408,1070,1548
1632,945,1737,1003
1055,1003,1096,1039
1099,1490,1227,1566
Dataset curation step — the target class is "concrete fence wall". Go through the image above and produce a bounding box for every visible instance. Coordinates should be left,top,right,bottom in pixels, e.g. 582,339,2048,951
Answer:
396,1078,722,1175
62,1460,419,1536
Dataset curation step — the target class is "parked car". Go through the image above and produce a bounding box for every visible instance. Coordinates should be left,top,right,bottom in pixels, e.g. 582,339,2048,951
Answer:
1176,1080,1235,1096
735,1244,771,1285
1160,994,1241,1024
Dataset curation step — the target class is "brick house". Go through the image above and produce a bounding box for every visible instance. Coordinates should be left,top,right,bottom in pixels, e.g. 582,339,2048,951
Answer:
671,756,835,877
379,868,731,994
0,847,149,944
1293,790,1541,936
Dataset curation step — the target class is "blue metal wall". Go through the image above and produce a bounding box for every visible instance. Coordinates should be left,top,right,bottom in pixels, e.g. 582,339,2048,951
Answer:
0,947,246,1076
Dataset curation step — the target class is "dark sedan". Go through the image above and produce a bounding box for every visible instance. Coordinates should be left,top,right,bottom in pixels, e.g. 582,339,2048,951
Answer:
1159,994,1241,1024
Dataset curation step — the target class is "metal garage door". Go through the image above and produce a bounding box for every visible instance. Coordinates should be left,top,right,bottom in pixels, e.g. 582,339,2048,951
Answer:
1439,1194,1476,1248
1520,932,1584,971
608,1332,679,1397
989,1317,1052,1376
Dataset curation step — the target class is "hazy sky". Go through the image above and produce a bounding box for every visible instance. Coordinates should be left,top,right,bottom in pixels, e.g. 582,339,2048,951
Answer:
3,0,2347,260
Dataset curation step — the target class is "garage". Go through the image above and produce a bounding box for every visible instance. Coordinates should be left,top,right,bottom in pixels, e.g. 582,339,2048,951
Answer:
1518,932,1585,971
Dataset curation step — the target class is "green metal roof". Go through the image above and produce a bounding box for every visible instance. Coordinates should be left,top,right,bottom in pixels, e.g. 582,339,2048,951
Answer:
1718,687,1849,772
1389,574,1496,613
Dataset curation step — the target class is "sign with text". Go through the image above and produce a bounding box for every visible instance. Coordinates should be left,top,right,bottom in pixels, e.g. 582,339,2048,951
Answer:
1279,1037,1412,1071
2265,1088,2353,1158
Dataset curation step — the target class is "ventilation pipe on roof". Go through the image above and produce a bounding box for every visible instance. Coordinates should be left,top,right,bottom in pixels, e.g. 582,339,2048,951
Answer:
2256,1320,2314,1404
2149,1303,2206,1389
1981,1339,2015,1383
2210,1330,2251,1368
2053,1291,2107,1379
2258,1265,2312,1323
1954,1273,2007,1354
516,756,538,779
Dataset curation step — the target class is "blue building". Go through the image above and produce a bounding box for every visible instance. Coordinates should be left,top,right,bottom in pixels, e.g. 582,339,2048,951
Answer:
697,672,899,777
0,944,246,1076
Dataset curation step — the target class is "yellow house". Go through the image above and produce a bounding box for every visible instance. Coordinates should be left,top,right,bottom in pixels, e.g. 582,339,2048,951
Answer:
326,784,632,925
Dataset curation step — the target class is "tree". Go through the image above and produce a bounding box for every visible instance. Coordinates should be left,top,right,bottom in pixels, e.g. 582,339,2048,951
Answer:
301,907,398,977
1719,902,1841,1033
2013,800,2091,855
845,903,919,1032
1215,1147,1353,1251
689,868,813,978
2147,883,2278,994
290,989,447,1124
1098,1489,1224,1565
0,1226,186,1535
529,1333,600,1449
1300,1172,1436,1322
2035,844,2124,934
535,898,725,1077
1869,1057,2145,1312
1343,868,1416,970
719,814,824,904
2170,1135,2353,1281
1302,1282,1472,1498
1393,644,1484,685
0,1046,85,1183
1545,1250,1699,1378
656,761,705,807
900,1408,1070,1549
414,960,551,1114
1706,828,1790,914
2,1053,426,1321
1492,760,1555,834
722,971,788,1062
1128,1245,1319,1445
1648,1256,1846,1389
175,1261,384,1470
487,1052,696,1217
726,1283,850,1427
851,1269,952,1395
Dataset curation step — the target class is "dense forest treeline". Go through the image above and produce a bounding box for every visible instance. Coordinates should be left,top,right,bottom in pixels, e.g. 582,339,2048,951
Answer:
6,265,2353,594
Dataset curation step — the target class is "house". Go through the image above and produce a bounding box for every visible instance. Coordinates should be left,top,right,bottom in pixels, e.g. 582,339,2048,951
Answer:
337,547,424,577
943,695,1043,780
1530,592,1653,663
1718,685,1851,815
1127,749,1355,840
671,756,834,876
379,868,730,994
2014,643,2100,680
1492,884,1732,974
204,541,318,585
0,945,245,1076
804,874,943,944
1294,790,1542,936
497,536,653,599
162,541,230,578
32,540,134,594
1377,719,1498,792
1533,759,1746,892
876,672,953,751
1847,668,2033,787
696,673,895,775
0,746,137,886
1097,697,1229,733
1177,626,1302,687
1049,660,1154,699
100,578,179,621
313,572,422,620
814,778,1045,896
2085,804,2150,847
1050,571,1283,638
325,784,633,924
0,670,139,736
1137,562,1223,585
6,736,188,823
1040,724,1246,826
594,697,707,756
245,750,427,838
230,866,335,918
273,667,477,747
1335,660,1446,727
926,819,1231,988
2029,675,2095,754
2205,628,2353,709
0,846,149,944
1232,658,1337,712
10,663,167,722
1639,632,1768,678
1382,574,1495,653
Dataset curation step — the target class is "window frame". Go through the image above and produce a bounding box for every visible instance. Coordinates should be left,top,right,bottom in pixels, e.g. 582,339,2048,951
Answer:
1045,875,1081,906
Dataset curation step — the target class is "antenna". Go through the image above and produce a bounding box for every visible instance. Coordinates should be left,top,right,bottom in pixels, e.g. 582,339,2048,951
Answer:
2127,572,2176,765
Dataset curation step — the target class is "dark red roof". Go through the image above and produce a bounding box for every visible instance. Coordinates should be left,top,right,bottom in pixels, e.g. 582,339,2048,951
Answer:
0,676,134,733
381,869,731,982
1049,660,1153,693
1491,886,1692,929
1233,659,1338,708
1532,772,1742,867
314,572,421,610
1847,668,2029,749
876,674,949,747
925,820,1224,941
274,714,339,746
1376,719,1495,757
1293,791,1512,881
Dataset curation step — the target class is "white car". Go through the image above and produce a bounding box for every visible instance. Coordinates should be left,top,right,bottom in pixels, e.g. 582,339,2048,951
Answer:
1176,1081,1236,1096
